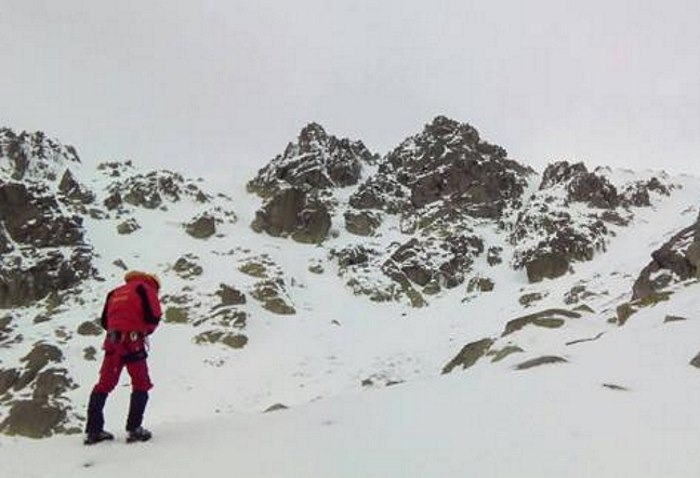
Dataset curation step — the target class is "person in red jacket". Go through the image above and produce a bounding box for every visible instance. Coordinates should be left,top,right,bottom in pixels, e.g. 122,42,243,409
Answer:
84,271,162,445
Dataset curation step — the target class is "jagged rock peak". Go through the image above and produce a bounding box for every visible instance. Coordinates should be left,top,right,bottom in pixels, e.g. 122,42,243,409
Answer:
540,160,619,209
385,116,512,173
540,161,589,190
355,115,531,216
422,115,481,147
0,128,80,182
247,122,379,197
633,210,700,299
297,122,329,146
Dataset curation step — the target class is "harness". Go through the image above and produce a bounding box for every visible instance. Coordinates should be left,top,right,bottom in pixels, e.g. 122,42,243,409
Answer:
106,330,146,343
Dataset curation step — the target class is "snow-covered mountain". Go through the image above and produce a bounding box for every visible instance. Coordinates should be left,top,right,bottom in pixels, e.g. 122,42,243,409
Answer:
2,119,700,477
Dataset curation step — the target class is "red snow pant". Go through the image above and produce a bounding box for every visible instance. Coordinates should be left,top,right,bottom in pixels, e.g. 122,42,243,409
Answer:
93,333,153,394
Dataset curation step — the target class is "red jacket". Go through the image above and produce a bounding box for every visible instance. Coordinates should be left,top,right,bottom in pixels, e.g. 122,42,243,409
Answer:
100,276,162,334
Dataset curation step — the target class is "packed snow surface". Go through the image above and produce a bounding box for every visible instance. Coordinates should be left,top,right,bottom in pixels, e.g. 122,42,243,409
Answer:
1,164,700,477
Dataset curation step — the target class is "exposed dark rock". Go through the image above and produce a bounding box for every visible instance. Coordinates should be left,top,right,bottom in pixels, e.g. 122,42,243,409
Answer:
77,321,102,336
442,338,495,374
216,284,246,306
194,330,248,349
615,302,637,325
566,332,605,346
511,205,608,283
58,169,94,204
519,292,545,307
0,168,94,308
117,218,140,235
690,351,700,369
0,247,93,308
349,173,410,213
540,161,619,209
617,292,672,325
488,345,525,362
251,279,296,315
103,192,122,210
664,315,688,323
621,182,651,207
252,187,331,244
172,255,203,278
83,346,97,361
33,368,75,399
113,259,128,270
487,246,503,266
14,343,63,390
602,383,629,391
107,169,208,209
186,214,216,239
308,263,324,274
0,182,85,247
564,284,597,305
356,116,531,217
334,245,372,269
573,304,595,314
0,399,67,438
0,226,10,254
0,368,19,395
264,403,289,413
515,355,568,370
467,276,494,293
252,188,306,236
165,307,189,324
600,210,631,226
292,203,332,244
345,210,382,236
503,309,581,336
633,215,700,300
0,128,80,182
525,253,570,283
247,123,377,198
383,235,483,290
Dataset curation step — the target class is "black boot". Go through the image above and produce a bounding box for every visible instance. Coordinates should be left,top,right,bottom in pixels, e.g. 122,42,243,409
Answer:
126,426,152,443
84,392,114,445
126,391,151,441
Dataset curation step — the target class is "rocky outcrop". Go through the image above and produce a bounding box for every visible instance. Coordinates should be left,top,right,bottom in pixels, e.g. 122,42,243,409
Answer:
633,212,700,300
0,342,78,438
103,166,210,211
0,128,80,182
172,255,203,279
186,214,216,239
620,177,670,208
350,116,532,218
442,338,495,374
251,187,331,244
510,205,609,282
502,309,581,336
345,210,382,236
247,123,377,198
382,235,484,291
510,161,619,283
0,130,95,308
540,161,619,209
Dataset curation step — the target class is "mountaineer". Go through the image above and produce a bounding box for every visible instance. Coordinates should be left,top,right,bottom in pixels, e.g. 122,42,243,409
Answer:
84,271,162,445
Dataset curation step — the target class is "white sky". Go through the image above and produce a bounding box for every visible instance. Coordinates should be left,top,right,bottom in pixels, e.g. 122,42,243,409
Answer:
1,0,699,179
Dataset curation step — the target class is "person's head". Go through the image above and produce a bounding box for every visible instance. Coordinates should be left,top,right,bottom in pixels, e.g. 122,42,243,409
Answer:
124,270,161,291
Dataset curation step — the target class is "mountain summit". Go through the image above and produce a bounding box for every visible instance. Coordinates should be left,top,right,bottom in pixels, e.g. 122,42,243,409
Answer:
1,118,699,478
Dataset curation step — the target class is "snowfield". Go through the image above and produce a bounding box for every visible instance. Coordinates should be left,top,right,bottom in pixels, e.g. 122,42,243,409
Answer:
1,155,700,477
4,285,700,478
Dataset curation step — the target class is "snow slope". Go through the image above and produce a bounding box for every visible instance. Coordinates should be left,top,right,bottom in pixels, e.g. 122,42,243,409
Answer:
1,155,700,477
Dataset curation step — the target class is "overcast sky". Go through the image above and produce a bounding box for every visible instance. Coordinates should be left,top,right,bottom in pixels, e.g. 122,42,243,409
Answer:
1,0,699,181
